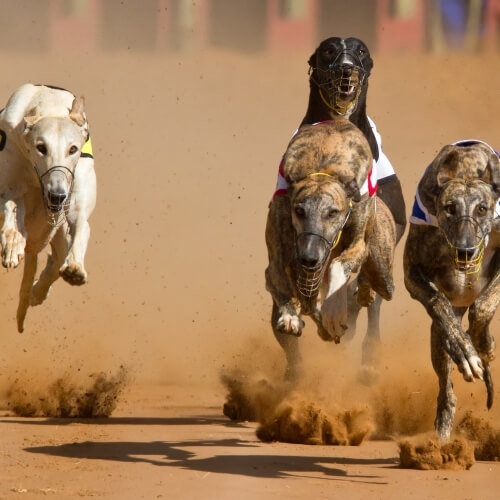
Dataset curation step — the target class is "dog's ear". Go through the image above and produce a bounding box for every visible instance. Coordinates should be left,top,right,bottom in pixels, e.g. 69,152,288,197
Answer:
481,152,500,194
436,148,460,188
23,106,41,132
342,176,361,202
307,48,317,69
69,96,87,127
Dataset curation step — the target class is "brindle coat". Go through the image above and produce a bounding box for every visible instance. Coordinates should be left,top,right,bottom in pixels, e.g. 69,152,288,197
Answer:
266,37,405,368
404,142,500,441
266,119,395,374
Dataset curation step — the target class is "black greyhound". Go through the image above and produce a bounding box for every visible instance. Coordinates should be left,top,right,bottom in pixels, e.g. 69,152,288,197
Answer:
265,37,406,373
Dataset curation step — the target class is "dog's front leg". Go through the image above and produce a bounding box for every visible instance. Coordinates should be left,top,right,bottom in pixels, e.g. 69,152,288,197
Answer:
60,157,96,285
1,200,26,269
431,320,457,441
328,197,373,296
61,216,90,285
468,269,500,363
404,260,484,382
265,196,303,336
467,268,500,409
319,280,349,342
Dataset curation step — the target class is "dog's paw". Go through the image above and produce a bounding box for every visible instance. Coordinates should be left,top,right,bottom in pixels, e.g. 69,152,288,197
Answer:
477,334,496,363
1,228,26,268
276,312,304,336
60,262,87,285
357,287,376,307
460,354,484,382
321,315,347,342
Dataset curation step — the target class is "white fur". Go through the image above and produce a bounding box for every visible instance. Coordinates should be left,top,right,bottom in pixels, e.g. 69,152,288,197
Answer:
0,84,96,332
277,312,302,335
325,260,348,296
320,260,350,338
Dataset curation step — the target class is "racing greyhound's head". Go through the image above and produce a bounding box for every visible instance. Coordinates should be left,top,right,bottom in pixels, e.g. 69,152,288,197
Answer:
432,144,500,275
308,37,373,117
290,174,359,271
23,96,88,212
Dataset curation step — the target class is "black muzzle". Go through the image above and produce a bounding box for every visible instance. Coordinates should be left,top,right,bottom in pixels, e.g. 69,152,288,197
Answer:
310,49,367,116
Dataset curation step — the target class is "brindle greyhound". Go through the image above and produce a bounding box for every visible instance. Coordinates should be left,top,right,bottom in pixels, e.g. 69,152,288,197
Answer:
266,118,396,377
404,140,499,441
266,37,405,370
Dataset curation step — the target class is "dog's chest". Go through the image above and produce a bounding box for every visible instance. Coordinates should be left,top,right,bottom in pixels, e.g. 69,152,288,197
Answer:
434,257,495,308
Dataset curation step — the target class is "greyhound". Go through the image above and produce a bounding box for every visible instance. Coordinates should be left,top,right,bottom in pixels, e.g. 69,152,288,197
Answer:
266,37,405,369
404,140,500,441
266,119,396,376
0,83,96,332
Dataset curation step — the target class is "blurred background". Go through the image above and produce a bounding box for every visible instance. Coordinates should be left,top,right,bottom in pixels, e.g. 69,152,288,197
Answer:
2,0,500,54
0,0,498,411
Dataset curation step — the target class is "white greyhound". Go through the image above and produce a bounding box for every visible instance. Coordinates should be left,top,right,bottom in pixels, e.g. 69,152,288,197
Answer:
0,84,96,332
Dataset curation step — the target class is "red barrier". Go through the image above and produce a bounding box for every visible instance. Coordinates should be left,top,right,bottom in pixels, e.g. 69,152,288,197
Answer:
485,0,500,49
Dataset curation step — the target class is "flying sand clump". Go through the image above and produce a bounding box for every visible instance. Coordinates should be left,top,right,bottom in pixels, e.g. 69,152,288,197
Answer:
398,434,475,470
7,366,128,418
222,370,373,445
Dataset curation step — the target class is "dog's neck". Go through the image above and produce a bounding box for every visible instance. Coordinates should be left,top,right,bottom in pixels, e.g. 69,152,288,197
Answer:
301,81,379,162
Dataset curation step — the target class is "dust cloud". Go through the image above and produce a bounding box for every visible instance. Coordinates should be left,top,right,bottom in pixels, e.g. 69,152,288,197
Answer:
221,326,500,465
456,412,500,461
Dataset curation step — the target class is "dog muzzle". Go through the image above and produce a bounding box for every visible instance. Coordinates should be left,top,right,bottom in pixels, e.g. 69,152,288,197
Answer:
295,211,350,299
310,51,367,116
445,216,487,287
34,165,74,225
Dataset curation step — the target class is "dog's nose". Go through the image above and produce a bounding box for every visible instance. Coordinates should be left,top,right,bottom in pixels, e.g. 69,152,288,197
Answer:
47,191,67,207
300,255,319,269
339,63,353,76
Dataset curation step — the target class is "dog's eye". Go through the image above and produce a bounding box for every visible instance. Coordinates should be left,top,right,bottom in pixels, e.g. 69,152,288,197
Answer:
445,203,456,215
294,206,305,217
36,144,47,155
69,145,78,155
359,49,366,56
477,205,487,216
328,209,340,218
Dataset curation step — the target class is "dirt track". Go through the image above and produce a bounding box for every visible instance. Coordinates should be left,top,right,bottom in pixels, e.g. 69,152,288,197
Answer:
0,32,499,500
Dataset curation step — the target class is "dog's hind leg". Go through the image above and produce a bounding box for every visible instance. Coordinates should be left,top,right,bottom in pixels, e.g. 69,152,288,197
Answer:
31,227,66,306
272,303,302,380
361,294,383,365
17,252,37,333
431,320,457,441
344,280,362,342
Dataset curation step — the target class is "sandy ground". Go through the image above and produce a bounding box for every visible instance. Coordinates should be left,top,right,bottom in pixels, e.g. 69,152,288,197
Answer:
0,41,499,498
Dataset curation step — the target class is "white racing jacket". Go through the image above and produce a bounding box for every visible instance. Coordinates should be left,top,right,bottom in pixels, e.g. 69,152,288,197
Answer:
273,117,394,200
